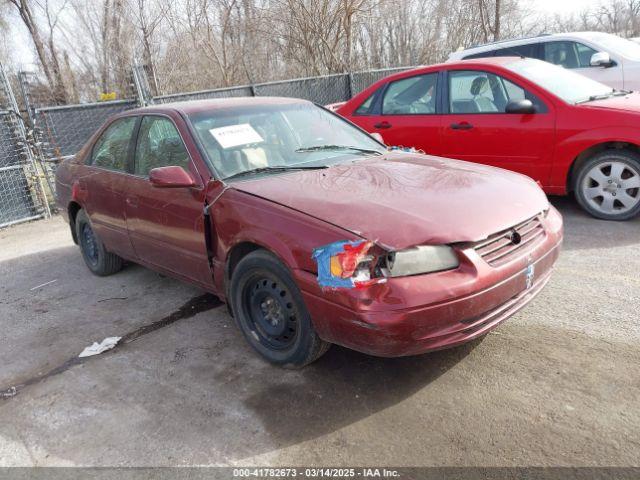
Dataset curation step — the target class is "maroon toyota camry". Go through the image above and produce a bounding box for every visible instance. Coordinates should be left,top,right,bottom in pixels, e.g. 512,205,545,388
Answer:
55,97,563,367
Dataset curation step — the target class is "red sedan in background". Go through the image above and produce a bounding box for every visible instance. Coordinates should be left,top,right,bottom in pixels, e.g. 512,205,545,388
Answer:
336,57,640,220
56,98,562,367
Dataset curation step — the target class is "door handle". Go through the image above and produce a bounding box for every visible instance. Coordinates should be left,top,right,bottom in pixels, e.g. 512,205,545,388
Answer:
374,121,392,129
126,196,139,208
450,122,473,130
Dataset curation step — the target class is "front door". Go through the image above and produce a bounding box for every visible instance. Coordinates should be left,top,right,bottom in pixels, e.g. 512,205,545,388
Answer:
542,40,624,90
439,69,556,184
353,72,442,155
124,115,212,288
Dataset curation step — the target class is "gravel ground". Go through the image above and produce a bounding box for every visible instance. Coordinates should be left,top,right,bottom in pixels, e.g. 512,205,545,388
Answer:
0,196,638,467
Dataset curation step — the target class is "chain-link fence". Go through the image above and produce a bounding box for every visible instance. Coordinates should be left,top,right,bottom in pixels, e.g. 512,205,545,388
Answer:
350,67,414,95
1,63,417,228
151,68,416,106
17,69,142,199
0,65,50,228
154,85,254,104
253,73,351,105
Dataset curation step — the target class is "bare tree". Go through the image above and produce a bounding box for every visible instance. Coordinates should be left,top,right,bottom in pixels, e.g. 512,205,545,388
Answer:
6,0,69,101
7,0,640,104
131,0,167,95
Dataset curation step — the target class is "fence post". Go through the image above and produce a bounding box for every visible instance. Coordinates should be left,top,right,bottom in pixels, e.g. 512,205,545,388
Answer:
17,71,36,127
131,60,152,107
346,72,354,100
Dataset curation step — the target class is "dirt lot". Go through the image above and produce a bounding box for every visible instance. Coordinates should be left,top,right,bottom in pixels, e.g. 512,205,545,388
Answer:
0,197,639,467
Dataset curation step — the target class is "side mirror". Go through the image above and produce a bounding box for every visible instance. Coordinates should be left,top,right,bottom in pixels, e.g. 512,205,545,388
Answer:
590,51,614,68
149,166,196,188
505,98,535,114
370,132,385,144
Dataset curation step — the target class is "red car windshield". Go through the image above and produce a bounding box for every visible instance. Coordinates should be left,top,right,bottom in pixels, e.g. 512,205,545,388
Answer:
188,103,385,179
505,58,615,104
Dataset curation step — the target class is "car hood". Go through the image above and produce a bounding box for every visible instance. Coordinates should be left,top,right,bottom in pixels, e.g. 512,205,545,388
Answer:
582,92,640,113
231,153,549,250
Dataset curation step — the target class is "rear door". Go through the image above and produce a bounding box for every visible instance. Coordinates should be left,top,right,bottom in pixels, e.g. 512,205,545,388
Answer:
348,71,443,155
124,114,212,287
439,68,555,183
82,116,138,258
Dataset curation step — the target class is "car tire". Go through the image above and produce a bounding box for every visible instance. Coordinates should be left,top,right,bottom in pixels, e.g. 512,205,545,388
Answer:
230,249,330,368
574,150,640,220
75,209,124,276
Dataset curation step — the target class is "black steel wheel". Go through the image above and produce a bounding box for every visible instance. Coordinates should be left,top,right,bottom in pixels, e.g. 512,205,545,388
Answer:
75,209,124,276
80,221,100,268
230,250,330,367
244,272,299,350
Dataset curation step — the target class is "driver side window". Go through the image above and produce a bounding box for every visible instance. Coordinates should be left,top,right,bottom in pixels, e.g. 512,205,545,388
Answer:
134,116,191,177
543,41,597,69
449,70,545,114
382,73,438,115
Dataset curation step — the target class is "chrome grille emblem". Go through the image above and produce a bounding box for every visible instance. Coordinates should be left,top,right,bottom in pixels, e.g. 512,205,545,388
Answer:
507,230,522,245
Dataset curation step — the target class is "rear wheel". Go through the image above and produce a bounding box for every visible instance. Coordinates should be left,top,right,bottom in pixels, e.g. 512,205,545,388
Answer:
75,209,124,276
575,150,640,220
230,250,330,368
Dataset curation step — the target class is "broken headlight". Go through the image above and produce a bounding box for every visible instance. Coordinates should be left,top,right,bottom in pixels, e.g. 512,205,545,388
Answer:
378,245,459,278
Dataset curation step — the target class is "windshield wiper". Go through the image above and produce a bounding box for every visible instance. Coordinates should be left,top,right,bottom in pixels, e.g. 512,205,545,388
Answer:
613,89,631,96
576,92,616,104
295,145,383,156
223,165,328,181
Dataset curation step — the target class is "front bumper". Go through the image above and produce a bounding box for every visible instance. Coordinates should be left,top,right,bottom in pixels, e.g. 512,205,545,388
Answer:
295,207,563,357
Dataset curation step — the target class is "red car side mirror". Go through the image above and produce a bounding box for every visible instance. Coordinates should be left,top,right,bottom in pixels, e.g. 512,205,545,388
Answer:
149,166,196,188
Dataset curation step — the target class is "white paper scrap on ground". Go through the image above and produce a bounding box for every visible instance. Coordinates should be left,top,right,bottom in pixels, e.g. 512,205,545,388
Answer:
78,336,122,358
209,123,263,149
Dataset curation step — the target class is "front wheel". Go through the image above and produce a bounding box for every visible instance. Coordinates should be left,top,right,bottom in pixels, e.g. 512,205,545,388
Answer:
574,150,640,220
229,250,330,368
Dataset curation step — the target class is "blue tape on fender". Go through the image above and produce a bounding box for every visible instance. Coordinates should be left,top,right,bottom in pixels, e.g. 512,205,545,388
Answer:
311,240,366,289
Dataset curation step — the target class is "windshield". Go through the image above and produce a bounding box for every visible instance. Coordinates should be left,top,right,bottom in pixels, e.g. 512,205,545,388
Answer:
592,32,640,60
505,58,615,104
188,102,385,180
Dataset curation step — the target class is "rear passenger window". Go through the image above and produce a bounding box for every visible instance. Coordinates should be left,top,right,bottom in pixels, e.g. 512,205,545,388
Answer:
464,43,538,59
134,117,191,177
503,44,538,58
382,73,438,115
90,117,137,171
354,93,375,115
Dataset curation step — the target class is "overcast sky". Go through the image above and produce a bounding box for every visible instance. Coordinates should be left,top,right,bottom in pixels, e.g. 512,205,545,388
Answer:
4,0,609,69
534,0,602,15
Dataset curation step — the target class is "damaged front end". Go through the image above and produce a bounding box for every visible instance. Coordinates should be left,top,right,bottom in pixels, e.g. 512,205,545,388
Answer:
311,240,460,289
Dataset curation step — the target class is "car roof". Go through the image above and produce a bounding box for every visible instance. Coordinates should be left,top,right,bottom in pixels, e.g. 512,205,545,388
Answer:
455,56,522,66
126,96,312,116
393,57,520,75
351,56,524,91
449,31,610,59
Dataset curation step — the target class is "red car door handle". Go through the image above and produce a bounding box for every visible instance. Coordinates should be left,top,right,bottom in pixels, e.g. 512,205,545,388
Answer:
126,196,139,207
374,121,392,129
450,122,473,130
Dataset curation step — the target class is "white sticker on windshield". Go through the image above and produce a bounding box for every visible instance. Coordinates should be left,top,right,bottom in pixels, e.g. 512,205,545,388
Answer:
209,123,264,149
